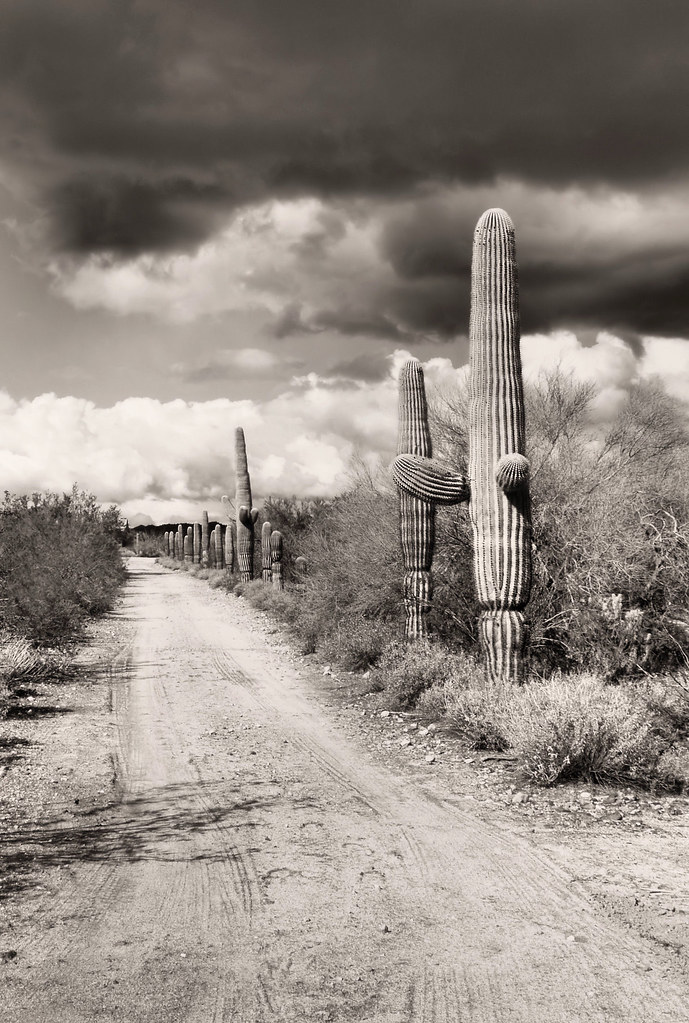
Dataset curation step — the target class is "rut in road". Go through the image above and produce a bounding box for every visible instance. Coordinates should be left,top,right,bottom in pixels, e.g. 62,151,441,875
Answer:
5,558,689,1023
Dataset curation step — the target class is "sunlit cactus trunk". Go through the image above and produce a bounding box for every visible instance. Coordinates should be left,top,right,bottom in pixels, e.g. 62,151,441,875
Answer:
164,530,170,557
225,522,235,572
184,526,193,563
294,556,307,579
177,525,184,562
270,530,284,589
396,360,435,640
193,522,201,564
469,209,532,682
235,427,259,582
214,525,225,569
261,521,272,583
208,526,217,568
201,511,210,567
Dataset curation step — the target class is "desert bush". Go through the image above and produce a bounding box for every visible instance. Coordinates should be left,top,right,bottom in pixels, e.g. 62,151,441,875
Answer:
444,675,511,751
0,487,126,646
132,533,164,557
654,748,689,793
502,673,659,786
321,617,397,673
373,641,482,709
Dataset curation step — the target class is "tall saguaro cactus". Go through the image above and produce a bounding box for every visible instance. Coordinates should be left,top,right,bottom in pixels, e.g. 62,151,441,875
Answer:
184,526,193,563
193,522,201,564
235,427,259,582
261,521,272,583
392,209,531,680
270,530,284,589
469,209,531,681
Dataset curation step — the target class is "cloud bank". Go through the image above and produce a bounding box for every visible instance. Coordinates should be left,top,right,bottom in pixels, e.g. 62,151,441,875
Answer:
0,334,686,524
49,183,689,340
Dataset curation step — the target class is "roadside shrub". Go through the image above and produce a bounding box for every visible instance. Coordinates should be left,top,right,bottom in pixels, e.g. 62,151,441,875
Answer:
0,487,126,646
321,617,396,673
373,642,482,709
503,673,659,786
443,674,511,750
654,748,689,793
132,534,164,557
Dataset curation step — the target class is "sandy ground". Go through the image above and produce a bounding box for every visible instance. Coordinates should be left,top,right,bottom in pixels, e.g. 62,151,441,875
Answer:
1,558,689,1021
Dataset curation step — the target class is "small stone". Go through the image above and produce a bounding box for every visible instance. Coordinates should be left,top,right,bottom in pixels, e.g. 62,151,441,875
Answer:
512,791,529,805
322,665,332,676
380,711,390,719
381,924,391,933
399,737,412,747
577,791,592,805
425,753,436,764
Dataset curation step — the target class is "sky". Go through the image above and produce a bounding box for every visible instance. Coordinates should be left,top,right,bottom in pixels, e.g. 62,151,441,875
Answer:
2,0,689,523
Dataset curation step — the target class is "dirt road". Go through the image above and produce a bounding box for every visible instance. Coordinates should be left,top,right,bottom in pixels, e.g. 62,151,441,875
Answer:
3,559,689,1021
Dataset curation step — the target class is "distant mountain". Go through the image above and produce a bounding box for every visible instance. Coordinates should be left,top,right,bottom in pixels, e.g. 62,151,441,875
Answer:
127,512,155,527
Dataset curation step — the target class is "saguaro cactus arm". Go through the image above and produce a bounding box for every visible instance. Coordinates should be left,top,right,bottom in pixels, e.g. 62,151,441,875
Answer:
392,454,470,505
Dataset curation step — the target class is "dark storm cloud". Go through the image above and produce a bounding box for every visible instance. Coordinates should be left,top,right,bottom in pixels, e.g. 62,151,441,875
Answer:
379,194,689,337
4,0,689,334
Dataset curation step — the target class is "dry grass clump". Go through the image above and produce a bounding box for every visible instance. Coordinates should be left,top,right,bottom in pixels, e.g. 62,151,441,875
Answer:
0,636,75,718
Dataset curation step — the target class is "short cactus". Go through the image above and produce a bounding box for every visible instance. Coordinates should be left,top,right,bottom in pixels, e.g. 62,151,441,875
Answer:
201,511,210,567
261,521,272,583
235,428,259,582
214,524,225,569
270,530,284,589
225,521,235,572
294,555,307,579
208,525,217,568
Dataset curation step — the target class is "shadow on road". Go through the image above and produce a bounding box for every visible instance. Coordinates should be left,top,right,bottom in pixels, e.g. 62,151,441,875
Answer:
0,780,314,898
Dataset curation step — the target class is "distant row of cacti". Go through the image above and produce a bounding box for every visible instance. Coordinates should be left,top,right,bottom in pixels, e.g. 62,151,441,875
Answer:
163,520,287,581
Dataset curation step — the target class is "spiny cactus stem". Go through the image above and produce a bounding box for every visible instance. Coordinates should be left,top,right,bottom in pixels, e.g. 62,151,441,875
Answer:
469,208,532,682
